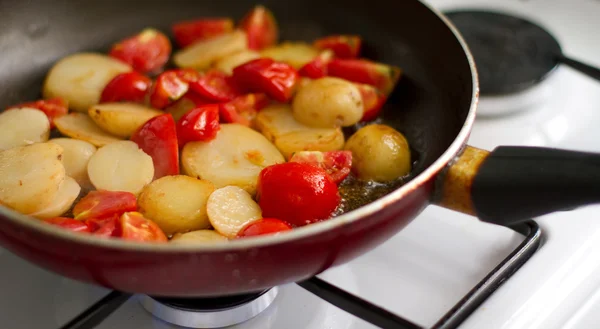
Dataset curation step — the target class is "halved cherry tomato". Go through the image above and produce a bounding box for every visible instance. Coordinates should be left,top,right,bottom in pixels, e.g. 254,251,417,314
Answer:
6,97,68,129
119,212,168,242
100,72,152,104
356,83,387,122
314,35,362,59
131,114,179,179
327,59,402,95
289,150,352,184
149,69,201,109
172,18,234,48
176,104,220,146
109,28,171,74
189,70,242,102
298,50,333,79
219,93,269,126
238,218,292,237
73,190,137,221
232,58,298,103
44,217,90,233
165,92,212,122
257,162,341,226
85,215,120,237
239,5,278,50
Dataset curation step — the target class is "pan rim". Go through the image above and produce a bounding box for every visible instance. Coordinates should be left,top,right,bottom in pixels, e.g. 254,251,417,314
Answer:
0,1,479,254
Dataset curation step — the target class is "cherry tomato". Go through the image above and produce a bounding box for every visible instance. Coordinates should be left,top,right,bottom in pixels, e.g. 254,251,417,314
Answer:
119,212,168,242
131,113,179,179
232,58,298,103
176,104,220,146
149,69,201,109
298,50,333,79
43,217,90,233
257,162,341,226
165,92,212,122
238,218,292,237
289,150,352,184
6,97,68,129
355,83,387,122
100,72,152,104
172,18,234,48
109,28,171,74
85,215,120,237
73,190,137,221
219,93,269,126
239,5,278,50
327,59,402,95
189,70,242,102
314,35,362,59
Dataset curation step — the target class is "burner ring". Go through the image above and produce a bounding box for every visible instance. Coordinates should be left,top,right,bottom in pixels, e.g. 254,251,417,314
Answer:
140,288,278,328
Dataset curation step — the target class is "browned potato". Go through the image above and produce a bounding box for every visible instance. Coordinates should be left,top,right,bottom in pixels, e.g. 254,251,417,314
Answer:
54,113,122,147
170,230,229,244
181,124,285,195
48,138,96,191
88,103,161,138
0,108,50,151
214,50,261,74
206,186,262,238
260,42,319,69
255,104,345,159
42,53,132,112
138,175,215,236
173,30,248,69
28,176,81,219
344,124,412,182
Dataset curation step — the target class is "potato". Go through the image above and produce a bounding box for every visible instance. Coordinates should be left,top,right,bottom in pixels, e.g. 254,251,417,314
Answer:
48,138,96,190
87,141,154,195
181,124,284,195
206,186,262,238
214,50,261,74
255,104,345,159
260,42,319,69
344,124,412,182
0,108,50,151
170,230,228,244
54,113,122,147
29,176,81,219
174,30,248,70
138,175,215,236
292,77,363,128
42,53,132,112
88,103,161,138
0,143,65,214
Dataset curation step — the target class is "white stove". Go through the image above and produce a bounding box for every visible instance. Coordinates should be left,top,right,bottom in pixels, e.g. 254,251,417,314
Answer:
4,0,600,328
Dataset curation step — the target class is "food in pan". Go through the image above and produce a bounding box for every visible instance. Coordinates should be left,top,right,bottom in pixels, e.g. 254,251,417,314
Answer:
0,5,411,244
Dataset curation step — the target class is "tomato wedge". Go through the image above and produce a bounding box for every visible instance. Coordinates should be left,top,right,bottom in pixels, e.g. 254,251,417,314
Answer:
172,18,234,48
44,217,91,233
176,104,220,146
327,59,402,95
149,69,201,109
85,215,120,237
189,70,242,102
314,35,362,59
119,212,168,242
165,92,212,122
239,5,278,50
238,218,292,237
298,50,333,79
109,28,171,74
232,58,298,103
219,93,269,127
289,150,353,184
73,190,137,221
6,97,68,129
355,83,387,122
131,113,179,179
100,72,152,104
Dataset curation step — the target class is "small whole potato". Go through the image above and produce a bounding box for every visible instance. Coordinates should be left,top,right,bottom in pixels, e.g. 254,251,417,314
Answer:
292,77,363,128
344,124,411,182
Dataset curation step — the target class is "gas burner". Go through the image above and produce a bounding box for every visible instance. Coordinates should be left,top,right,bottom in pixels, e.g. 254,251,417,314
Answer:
140,288,278,328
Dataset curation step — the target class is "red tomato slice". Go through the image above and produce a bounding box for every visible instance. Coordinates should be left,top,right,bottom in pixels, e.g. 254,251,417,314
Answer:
289,150,352,184
131,113,179,179
314,35,362,59
232,58,298,103
109,28,171,74
327,59,402,95
73,190,137,221
176,104,220,146
165,92,212,122
298,50,333,79
355,84,387,122
100,72,152,104
219,93,269,126
44,217,90,233
119,212,168,242
172,18,234,48
6,97,68,129
189,70,242,102
86,215,120,237
238,218,292,237
239,5,278,50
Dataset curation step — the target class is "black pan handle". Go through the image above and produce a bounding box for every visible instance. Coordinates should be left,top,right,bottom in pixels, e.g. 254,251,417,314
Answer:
558,55,600,82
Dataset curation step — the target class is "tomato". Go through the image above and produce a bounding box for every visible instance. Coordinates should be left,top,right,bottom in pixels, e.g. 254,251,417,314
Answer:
176,104,220,145
314,35,362,59
119,212,168,242
189,70,242,102
172,18,234,48
356,83,387,122
298,50,333,79
131,113,179,179
6,97,68,129
165,92,212,122
327,59,402,95
73,190,137,221
100,72,152,104
149,69,201,109
232,58,298,103
43,217,90,233
238,218,292,237
109,28,171,74
257,162,341,226
289,150,352,184
85,215,120,237
239,5,278,50
219,93,269,126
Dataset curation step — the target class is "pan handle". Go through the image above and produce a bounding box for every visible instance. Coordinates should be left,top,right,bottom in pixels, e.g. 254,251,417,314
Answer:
434,145,600,226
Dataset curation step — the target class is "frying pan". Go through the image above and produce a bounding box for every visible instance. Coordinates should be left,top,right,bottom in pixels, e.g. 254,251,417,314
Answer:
0,0,598,302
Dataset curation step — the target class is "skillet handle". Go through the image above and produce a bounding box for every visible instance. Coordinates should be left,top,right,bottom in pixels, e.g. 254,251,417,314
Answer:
434,145,600,226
